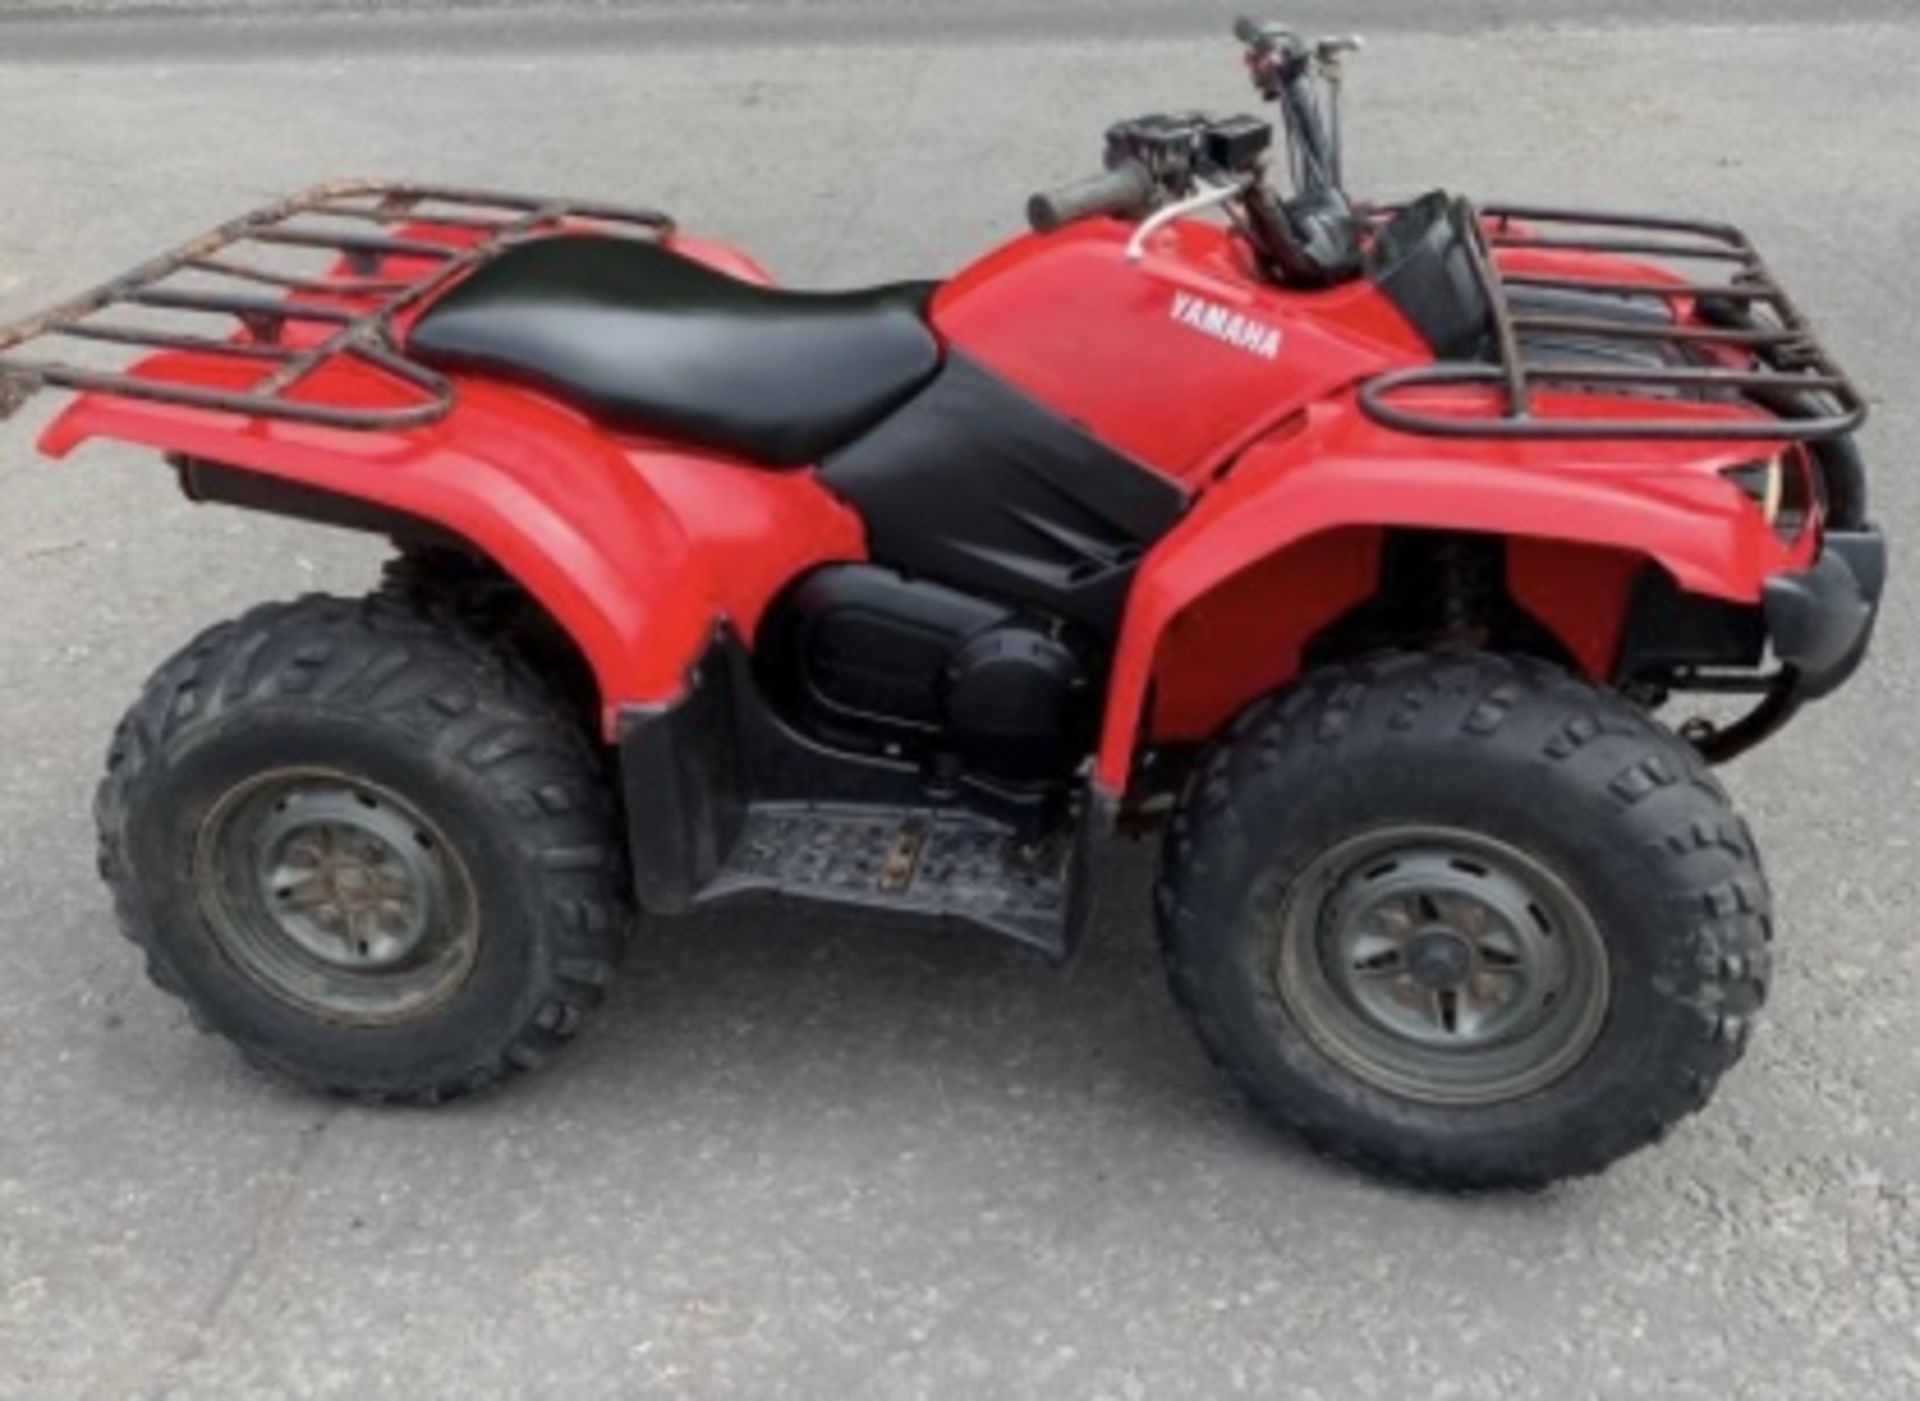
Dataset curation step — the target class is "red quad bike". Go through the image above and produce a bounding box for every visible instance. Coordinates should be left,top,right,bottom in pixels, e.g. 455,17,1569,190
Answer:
0,20,1885,1189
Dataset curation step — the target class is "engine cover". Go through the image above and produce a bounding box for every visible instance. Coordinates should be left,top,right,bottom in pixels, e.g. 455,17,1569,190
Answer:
757,564,1094,785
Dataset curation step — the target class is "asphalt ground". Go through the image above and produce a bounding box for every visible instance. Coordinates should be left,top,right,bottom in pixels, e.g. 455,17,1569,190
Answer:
1,5,1916,1398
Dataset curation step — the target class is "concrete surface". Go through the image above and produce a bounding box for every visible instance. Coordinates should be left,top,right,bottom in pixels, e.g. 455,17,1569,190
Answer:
1,5,1916,1399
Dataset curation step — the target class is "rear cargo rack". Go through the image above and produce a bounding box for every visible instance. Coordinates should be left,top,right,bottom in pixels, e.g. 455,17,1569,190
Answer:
1358,200,1867,443
0,181,672,431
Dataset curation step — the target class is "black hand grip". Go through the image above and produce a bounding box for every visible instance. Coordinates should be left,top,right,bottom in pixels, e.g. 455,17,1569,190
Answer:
1026,161,1155,234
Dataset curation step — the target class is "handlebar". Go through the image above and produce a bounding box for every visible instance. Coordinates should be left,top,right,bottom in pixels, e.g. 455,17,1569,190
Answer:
1025,19,1365,281
1026,161,1156,234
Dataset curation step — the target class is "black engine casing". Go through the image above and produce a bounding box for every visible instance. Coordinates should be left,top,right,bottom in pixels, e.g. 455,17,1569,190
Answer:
756,564,1094,786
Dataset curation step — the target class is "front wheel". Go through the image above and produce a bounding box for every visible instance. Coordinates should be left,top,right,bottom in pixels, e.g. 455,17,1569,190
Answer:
1157,651,1771,1190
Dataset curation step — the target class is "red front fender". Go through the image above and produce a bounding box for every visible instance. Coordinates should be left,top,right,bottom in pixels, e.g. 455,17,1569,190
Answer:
1094,397,1810,792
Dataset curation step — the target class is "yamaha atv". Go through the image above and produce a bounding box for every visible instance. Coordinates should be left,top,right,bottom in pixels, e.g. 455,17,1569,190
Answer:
0,20,1884,1189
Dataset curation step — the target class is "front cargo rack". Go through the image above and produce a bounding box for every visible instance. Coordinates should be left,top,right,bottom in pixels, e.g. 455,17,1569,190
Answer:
1358,200,1867,443
0,181,673,431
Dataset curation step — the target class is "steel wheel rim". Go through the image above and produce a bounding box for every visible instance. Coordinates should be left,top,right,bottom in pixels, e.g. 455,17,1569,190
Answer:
1272,826,1611,1106
193,767,480,1025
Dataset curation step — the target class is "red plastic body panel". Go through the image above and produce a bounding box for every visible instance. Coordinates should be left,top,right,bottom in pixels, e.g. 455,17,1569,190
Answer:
42,376,864,737
934,218,1429,485
1096,393,1812,790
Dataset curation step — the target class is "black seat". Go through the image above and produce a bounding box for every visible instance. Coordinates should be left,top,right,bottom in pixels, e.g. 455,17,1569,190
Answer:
409,234,942,466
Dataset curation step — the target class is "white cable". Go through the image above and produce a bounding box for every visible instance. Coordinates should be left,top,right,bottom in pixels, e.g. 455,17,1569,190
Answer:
1125,178,1253,264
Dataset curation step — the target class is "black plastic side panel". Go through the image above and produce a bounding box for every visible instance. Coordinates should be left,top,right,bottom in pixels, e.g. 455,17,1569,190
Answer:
614,643,750,914
619,629,968,911
1614,565,1767,681
818,354,1187,638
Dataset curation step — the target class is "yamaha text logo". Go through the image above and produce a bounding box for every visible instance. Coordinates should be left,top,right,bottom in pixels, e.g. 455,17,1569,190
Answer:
1169,290,1281,361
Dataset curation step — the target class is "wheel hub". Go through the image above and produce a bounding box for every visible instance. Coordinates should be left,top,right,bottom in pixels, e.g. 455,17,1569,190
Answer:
1272,827,1611,1105
1405,928,1473,990
257,799,439,972
194,769,480,1024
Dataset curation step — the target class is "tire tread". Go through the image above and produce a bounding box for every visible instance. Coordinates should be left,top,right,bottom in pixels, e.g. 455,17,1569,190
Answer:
95,591,631,1105
1155,649,1772,1190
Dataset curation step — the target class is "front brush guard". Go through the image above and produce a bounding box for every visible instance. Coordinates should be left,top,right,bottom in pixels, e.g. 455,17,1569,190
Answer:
1684,524,1885,763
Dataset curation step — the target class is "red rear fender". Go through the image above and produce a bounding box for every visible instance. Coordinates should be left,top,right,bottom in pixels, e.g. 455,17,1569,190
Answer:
41,369,865,737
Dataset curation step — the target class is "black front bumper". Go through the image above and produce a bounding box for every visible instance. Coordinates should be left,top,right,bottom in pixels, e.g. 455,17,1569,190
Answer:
1764,525,1887,700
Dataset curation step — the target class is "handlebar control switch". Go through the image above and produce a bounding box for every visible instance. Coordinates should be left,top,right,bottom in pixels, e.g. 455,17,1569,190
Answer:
1202,113,1274,173
1104,111,1275,194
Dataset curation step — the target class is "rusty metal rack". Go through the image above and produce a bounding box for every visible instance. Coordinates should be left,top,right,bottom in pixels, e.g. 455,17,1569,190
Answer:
1358,200,1868,443
0,181,673,431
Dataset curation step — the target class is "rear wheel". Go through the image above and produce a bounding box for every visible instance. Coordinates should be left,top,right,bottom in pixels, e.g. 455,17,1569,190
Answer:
96,593,631,1102
1157,650,1771,1189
